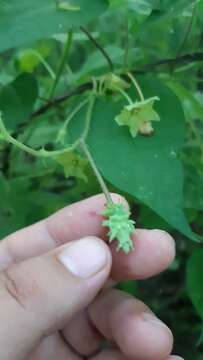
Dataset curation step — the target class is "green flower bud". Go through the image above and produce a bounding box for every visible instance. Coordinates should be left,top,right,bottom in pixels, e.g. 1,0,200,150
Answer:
102,203,135,254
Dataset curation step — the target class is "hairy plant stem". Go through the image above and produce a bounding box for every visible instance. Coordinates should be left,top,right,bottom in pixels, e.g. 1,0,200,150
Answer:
57,97,90,143
81,96,96,141
112,85,133,105
0,119,79,157
80,139,112,204
0,95,95,159
127,72,144,101
49,29,73,99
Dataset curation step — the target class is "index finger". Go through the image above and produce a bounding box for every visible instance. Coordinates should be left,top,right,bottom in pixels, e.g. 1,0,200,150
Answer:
0,193,127,270
0,193,175,281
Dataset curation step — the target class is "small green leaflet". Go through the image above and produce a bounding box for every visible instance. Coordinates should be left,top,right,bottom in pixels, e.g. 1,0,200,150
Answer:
115,96,160,137
102,202,135,254
56,151,88,181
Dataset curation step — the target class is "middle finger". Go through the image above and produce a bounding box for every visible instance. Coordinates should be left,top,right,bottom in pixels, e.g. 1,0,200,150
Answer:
62,289,173,360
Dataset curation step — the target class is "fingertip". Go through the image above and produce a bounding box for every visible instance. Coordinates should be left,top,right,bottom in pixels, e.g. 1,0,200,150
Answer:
146,229,176,267
111,229,176,280
110,193,130,211
116,310,173,360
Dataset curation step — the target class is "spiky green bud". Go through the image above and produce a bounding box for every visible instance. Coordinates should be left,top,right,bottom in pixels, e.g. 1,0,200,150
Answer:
102,203,135,254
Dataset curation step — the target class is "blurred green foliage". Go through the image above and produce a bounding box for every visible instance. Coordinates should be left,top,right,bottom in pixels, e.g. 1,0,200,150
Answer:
0,1,203,358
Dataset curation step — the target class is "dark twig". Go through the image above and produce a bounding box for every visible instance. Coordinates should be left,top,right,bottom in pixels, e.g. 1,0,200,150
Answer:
28,52,203,120
142,52,203,70
80,26,114,72
31,82,93,118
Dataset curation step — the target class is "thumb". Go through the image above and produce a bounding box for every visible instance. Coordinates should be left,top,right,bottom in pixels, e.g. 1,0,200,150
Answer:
0,237,111,360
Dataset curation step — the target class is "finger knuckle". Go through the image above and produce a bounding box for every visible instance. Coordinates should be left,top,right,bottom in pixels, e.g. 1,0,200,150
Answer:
3,266,40,309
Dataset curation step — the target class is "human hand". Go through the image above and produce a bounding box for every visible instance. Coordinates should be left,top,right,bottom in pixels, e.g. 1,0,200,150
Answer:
0,194,183,360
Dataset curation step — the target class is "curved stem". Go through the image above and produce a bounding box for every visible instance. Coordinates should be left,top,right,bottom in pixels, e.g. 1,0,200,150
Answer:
80,139,112,204
49,29,73,99
0,95,96,160
127,72,144,101
25,49,55,79
57,97,90,143
0,112,79,158
112,85,133,105
81,96,96,141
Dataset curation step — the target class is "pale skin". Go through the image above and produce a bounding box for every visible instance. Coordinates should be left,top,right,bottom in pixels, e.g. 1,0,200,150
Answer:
0,194,184,360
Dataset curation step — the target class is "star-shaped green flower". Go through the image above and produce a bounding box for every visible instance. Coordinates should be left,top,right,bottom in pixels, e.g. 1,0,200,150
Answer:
102,203,135,254
115,96,160,137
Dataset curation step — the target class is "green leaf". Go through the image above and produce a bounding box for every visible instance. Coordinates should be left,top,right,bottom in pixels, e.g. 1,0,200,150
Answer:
56,151,88,181
0,0,108,53
118,280,137,296
0,73,38,130
70,76,195,240
166,80,203,123
16,44,52,73
76,46,140,81
139,205,172,231
158,0,198,16
0,176,30,238
109,0,156,15
17,49,41,73
184,170,203,211
79,45,125,77
186,249,203,318
196,320,203,347
167,0,199,17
